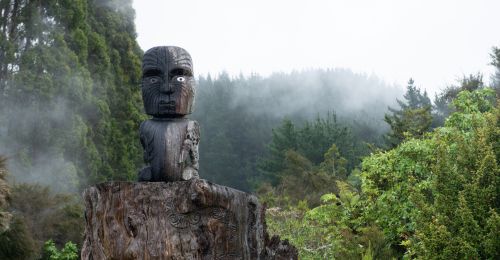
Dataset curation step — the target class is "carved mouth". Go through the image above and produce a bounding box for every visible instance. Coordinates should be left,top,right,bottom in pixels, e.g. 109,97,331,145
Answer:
159,101,176,112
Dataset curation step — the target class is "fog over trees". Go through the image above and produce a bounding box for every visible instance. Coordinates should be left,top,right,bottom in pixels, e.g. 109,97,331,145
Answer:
193,70,402,190
0,0,498,259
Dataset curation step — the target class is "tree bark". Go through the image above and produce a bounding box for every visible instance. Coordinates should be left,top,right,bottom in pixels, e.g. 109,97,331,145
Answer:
81,179,297,259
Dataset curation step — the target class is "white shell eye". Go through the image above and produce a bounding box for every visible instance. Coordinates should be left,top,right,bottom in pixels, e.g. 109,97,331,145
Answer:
177,76,185,82
149,78,159,84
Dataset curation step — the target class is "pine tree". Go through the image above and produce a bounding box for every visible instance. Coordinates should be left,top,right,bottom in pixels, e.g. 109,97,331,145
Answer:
490,46,500,97
384,78,432,147
258,118,298,185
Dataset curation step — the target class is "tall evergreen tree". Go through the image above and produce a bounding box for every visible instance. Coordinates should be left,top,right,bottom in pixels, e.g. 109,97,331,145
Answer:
490,46,500,97
384,78,432,147
0,0,145,189
257,118,297,185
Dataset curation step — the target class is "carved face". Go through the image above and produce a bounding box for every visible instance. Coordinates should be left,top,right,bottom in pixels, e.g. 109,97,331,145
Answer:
141,46,195,117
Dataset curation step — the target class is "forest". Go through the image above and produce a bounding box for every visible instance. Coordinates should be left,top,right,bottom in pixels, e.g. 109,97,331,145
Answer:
0,0,499,259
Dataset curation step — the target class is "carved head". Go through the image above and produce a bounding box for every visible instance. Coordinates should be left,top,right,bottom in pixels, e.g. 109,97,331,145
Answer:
141,46,194,117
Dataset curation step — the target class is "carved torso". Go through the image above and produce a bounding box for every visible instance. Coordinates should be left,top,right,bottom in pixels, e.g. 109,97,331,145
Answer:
139,119,199,182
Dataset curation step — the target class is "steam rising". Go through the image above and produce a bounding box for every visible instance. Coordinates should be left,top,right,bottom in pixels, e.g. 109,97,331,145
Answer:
0,98,79,193
202,69,403,132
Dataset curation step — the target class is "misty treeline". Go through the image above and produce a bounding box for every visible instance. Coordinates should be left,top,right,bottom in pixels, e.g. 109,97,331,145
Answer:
193,70,402,191
258,54,500,258
0,0,498,259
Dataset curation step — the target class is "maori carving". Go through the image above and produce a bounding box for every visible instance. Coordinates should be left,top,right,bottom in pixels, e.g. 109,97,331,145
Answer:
165,197,201,229
141,46,194,117
165,196,242,259
138,46,200,182
81,180,299,259
82,47,298,259
247,202,258,258
81,43,297,260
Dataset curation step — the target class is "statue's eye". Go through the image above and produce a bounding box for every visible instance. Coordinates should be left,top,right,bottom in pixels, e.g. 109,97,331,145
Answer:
149,78,159,84
177,77,185,82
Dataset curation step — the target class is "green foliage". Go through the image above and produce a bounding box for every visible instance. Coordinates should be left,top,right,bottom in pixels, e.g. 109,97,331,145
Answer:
0,0,145,190
258,113,361,188
0,156,36,260
266,88,498,258
261,138,397,258
1,2,497,259
258,118,298,185
320,145,348,179
384,78,432,147
433,73,485,126
42,240,78,260
0,216,36,260
280,150,338,206
9,184,84,254
259,137,356,207
362,88,499,258
266,181,396,259
297,113,356,166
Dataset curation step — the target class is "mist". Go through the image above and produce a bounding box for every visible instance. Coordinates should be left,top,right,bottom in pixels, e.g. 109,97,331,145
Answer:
191,69,404,190
231,69,401,119
0,1,497,258
0,98,80,193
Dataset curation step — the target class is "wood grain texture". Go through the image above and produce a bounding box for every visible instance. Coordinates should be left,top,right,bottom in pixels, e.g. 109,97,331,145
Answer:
81,179,297,260
139,119,200,182
141,46,195,117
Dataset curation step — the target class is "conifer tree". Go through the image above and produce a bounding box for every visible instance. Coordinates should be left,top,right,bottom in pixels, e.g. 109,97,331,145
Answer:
258,118,298,185
384,78,432,147
490,46,500,97
0,0,145,188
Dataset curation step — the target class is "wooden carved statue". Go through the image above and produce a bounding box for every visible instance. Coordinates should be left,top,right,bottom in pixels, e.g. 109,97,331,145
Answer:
82,46,298,259
138,46,200,182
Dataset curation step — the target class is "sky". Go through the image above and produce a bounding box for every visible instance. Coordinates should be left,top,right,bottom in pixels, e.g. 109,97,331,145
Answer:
133,0,500,95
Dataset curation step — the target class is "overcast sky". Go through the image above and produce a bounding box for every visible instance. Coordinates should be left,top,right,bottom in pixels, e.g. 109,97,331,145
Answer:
133,0,500,95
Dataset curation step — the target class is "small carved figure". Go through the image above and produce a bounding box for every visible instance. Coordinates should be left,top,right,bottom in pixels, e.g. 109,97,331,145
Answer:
138,46,200,182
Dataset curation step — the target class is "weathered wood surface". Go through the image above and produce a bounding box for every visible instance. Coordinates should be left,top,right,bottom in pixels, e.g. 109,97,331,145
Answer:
139,119,200,182
139,46,199,183
141,46,195,117
81,179,297,259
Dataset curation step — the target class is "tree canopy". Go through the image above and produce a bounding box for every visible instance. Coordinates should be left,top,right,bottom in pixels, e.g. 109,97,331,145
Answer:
0,0,145,191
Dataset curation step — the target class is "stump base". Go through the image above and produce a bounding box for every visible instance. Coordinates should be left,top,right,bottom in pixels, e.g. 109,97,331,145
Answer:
81,179,297,259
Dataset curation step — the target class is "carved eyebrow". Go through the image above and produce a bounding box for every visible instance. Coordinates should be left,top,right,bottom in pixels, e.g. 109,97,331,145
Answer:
143,69,162,77
169,68,192,77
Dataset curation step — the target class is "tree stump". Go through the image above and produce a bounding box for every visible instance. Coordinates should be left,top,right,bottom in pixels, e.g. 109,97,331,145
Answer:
81,179,297,259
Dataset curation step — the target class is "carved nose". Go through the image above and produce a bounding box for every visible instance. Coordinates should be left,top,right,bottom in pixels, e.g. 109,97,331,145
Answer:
160,83,174,94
